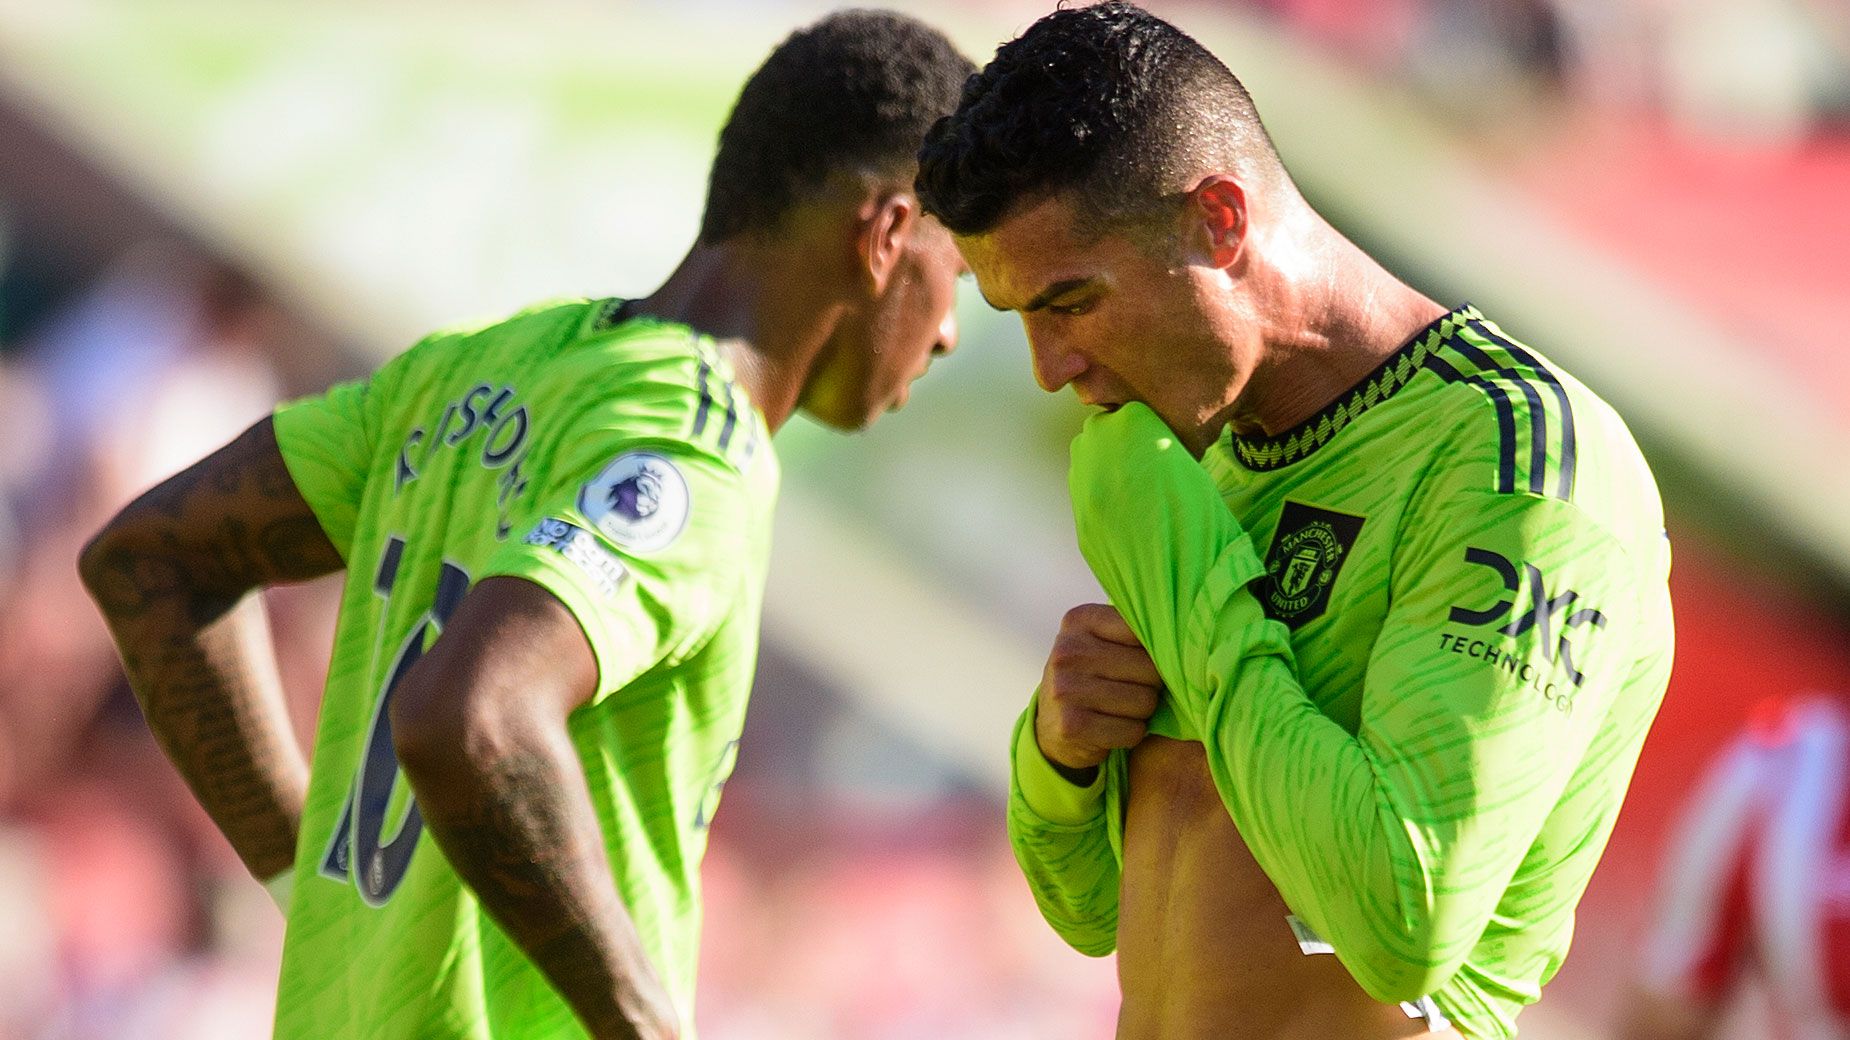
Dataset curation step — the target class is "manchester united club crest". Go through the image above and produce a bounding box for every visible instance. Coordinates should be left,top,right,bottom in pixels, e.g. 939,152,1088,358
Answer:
1259,502,1366,628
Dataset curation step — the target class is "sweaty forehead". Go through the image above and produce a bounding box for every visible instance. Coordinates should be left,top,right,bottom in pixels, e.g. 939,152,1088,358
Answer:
954,195,1101,312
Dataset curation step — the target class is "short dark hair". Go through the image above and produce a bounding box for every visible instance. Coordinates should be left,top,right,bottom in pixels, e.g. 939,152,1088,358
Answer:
699,10,975,244
916,1,1282,239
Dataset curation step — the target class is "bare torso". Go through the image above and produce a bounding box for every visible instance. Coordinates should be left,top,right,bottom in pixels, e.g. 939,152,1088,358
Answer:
1115,736,1461,1040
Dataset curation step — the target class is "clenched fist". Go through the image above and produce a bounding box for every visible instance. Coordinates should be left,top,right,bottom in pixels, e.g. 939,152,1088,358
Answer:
1035,603,1164,776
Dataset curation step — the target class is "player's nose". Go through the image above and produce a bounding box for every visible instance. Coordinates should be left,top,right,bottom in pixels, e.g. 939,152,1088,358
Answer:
1027,329,1085,393
933,309,959,359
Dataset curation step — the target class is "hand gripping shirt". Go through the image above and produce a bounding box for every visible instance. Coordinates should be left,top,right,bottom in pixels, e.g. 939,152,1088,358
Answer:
1007,306,1674,1039
270,299,777,1039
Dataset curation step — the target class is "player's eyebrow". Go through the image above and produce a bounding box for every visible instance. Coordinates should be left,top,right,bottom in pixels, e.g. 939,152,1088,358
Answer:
982,277,1094,314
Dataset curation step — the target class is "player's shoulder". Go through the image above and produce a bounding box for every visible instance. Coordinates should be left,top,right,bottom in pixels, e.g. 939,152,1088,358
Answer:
414,296,598,352
534,301,769,478
377,297,766,478
1415,307,1662,542
403,297,707,424
380,297,603,392
1417,307,1601,502
557,299,712,376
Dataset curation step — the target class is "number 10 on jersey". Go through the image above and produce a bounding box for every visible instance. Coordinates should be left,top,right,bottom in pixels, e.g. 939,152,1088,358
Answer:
319,535,471,906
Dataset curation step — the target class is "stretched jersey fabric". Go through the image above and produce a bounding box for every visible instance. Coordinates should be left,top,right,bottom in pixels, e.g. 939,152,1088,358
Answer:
1008,306,1673,1039
270,298,778,1040
1640,695,1850,1040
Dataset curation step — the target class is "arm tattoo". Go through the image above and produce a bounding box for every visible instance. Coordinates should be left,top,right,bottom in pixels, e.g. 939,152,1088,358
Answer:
80,418,343,880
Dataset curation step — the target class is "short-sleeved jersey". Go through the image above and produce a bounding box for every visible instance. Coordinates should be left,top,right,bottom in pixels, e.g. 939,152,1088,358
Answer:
1641,695,1850,1040
1009,305,1673,1039
270,298,778,1040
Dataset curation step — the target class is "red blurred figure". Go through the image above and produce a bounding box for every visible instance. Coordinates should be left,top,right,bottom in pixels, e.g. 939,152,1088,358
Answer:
1624,693,1850,1040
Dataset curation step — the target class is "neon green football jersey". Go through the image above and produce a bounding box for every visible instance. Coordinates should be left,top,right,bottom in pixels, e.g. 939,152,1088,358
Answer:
270,298,777,1039
1009,306,1674,1039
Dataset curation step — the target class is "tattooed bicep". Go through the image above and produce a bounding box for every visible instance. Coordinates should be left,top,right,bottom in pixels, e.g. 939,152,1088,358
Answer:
86,417,345,607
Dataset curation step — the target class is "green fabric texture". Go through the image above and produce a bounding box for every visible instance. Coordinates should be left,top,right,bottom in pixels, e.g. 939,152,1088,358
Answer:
1007,307,1674,1039
272,298,777,1039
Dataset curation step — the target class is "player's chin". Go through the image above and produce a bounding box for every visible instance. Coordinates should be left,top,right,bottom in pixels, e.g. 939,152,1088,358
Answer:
859,383,912,425
809,400,884,433
818,381,912,431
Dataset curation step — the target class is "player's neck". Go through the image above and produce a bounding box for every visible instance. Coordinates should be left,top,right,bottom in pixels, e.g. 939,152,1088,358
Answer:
1234,241,1445,439
626,241,840,435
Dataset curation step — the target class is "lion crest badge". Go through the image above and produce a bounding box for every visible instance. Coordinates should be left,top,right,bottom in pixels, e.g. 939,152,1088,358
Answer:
579,451,690,553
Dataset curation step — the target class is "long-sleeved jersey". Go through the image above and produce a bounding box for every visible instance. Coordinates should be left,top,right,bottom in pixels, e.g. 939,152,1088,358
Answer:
1008,305,1674,1038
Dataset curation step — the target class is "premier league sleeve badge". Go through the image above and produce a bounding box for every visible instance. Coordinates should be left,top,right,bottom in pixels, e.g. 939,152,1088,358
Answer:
578,451,691,553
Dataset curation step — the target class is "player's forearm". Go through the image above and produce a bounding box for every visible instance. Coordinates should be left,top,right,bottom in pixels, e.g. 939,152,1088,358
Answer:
1189,609,1468,1000
79,545,306,880
400,715,676,1040
78,419,342,882
1008,801,1120,956
1066,405,1477,999
1079,531,1561,1001
1007,705,1119,956
1068,405,1246,712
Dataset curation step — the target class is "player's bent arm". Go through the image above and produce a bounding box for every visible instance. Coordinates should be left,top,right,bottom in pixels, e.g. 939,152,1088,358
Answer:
390,575,678,1040
1069,404,1653,1003
76,417,340,881
1007,697,1119,956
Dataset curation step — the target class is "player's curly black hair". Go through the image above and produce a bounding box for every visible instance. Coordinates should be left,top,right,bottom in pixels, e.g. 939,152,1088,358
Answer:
698,10,975,244
915,1,1282,240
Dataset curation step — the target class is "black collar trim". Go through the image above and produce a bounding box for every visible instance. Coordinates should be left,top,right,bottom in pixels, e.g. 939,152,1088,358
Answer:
1228,305,1479,470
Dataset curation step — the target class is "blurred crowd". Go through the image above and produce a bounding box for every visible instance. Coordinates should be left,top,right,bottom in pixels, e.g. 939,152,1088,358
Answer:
0,242,338,1039
1247,0,1850,138
694,798,1117,1038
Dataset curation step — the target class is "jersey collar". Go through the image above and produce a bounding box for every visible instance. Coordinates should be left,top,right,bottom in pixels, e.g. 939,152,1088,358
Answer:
1227,304,1480,471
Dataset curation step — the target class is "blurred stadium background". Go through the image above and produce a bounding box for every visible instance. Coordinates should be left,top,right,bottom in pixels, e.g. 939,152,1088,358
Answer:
0,0,1846,1037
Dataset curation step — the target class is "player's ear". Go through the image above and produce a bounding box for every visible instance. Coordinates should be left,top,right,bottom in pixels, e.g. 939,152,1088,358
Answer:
1184,175,1247,271
857,190,919,296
